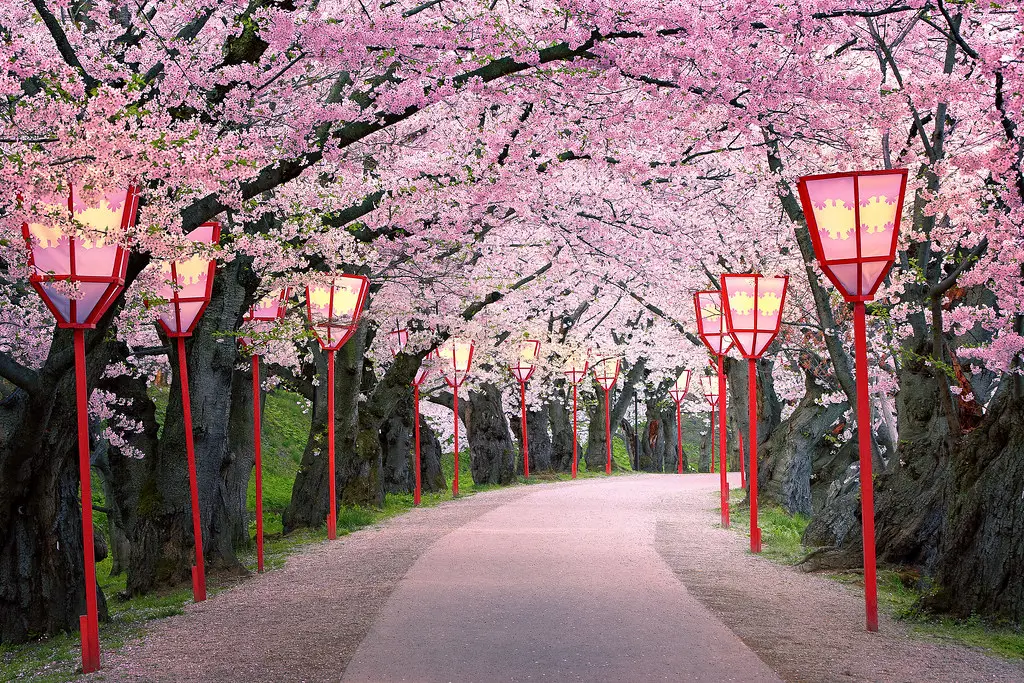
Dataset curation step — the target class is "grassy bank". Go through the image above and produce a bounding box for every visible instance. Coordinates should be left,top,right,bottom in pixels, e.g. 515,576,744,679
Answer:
722,489,1024,660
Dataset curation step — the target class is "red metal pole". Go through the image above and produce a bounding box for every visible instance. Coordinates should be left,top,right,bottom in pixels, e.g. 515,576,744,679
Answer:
738,430,746,488
252,355,264,573
326,349,337,540
718,355,730,528
73,330,101,673
854,302,879,631
748,358,761,553
676,402,683,474
571,384,578,479
520,381,529,478
177,336,207,601
453,386,460,497
603,387,612,474
709,407,715,474
414,384,422,506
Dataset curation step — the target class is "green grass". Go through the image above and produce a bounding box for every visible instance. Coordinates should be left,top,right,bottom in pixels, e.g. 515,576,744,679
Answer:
724,489,809,564
720,490,1024,659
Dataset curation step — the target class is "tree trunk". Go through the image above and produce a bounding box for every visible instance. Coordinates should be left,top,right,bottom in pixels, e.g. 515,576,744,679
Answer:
127,257,257,594
756,369,848,515
381,390,416,495
0,329,114,642
927,388,1024,623
511,404,553,473
93,344,161,579
547,388,574,472
417,413,447,493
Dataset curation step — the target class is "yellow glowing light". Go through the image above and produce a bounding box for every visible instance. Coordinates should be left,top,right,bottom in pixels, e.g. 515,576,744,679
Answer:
28,222,64,249
308,285,331,310
860,195,896,234
519,342,538,362
814,199,856,241
330,283,360,317
757,292,782,317
729,291,756,316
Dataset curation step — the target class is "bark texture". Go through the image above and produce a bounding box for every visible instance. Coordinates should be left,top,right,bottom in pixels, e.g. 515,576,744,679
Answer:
756,370,847,515
926,389,1024,623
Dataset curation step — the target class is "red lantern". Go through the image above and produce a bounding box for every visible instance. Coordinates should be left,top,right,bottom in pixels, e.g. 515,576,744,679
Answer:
510,339,541,478
562,355,590,479
721,273,788,553
797,168,908,633
668,370,691,475
148,222,220,603
439,337,475,497
304,275,370,540
22,182,140,674
592,357,621,475
694,290,733,527
238,288,289,574
798,170,908,302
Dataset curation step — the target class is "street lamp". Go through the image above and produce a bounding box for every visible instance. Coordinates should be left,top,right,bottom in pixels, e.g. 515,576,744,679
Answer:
510,339,541,478
699,373,720,476
150,222,221,602
305,275,370,540
668,370,692,474
563,355,590,479
695,291,734,527
592,357,621,474
239,288,289,573
439,337,474,497
721,273,788,554
797,168,908,632
21,182,140,674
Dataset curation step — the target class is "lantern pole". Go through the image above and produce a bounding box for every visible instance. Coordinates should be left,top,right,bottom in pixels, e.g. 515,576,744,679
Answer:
326,349,337,540
73,329,101,673
854,302,879,631
176,336,207,601
603,387,613,474
453,385,460,497
520,380,530,479
709,406,715,474
717,355,730,528
412,383,422,506
571,383,579,478
676,400,683,474
252,354,265,572
738,430,746,488
748,358,761,553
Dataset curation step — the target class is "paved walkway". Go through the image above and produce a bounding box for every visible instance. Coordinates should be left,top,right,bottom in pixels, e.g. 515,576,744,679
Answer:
342,474,775,682
94,474,1024,682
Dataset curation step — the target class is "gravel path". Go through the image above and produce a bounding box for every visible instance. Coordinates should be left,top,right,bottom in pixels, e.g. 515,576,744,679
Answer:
89,474,1024,682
